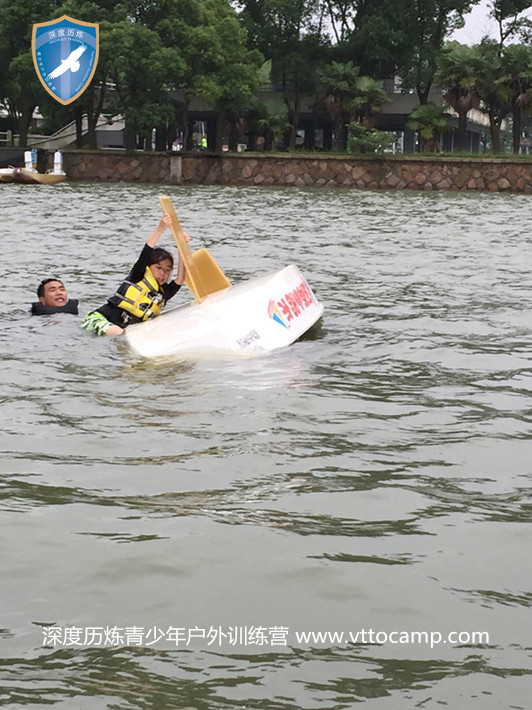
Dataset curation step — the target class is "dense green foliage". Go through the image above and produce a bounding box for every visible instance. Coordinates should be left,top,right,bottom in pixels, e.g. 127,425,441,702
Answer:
346,122,396,154
1,0,532,153
407,102,451,152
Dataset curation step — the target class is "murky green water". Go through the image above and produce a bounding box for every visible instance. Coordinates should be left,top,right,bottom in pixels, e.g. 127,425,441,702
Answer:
1,181,531,709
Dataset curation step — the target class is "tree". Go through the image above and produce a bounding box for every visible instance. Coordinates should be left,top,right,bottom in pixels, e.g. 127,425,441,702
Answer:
318,61,388,149
103,21,173,150
474,40,511,153
351,76,388,128
346,122,396,153
319,60,360,150
280,31,324,150
2,52,42,146
500,43,532,153
254,99,290,150
489,0,532,47
321,0,358,43
322,1,478,93
57,0,130,148
399,1,479,104
327,0,413,79
407,101,451,152
435,42,480,151
237,0,328,150
208,10,263,151
0,0,59,145
0,0,134,149
134,0,261,150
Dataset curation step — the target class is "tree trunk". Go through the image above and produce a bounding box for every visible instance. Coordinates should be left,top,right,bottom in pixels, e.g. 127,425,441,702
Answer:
75,105,83,148
207,117,217,152
182,97,193,150
287,96,301,151
342,119,351,151
167,124,177,150
86,84,106,150
303,118,315,150
214,115,224,152
416,83,431,106
457,111,468,152
420,135,439,153
338,113,349,151
124,126,136,151
86,102,98,150
155,126,167,151
185,118,196,151
512,107,521,154
489,114,501,154
16,99,36,147
228,122,239,152
323,122,333,151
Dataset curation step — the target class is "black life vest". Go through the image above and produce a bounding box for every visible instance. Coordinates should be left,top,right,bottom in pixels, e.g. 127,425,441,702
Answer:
31,299,79,315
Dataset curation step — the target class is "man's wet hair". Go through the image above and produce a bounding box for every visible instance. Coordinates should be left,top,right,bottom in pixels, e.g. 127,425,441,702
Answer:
37,278,63,298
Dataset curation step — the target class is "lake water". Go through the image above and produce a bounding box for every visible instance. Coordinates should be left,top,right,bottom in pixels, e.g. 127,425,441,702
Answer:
1,181,531,709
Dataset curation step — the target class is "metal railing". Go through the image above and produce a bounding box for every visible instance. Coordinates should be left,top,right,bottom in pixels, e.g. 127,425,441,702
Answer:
0,130,18,146
1,116,108,149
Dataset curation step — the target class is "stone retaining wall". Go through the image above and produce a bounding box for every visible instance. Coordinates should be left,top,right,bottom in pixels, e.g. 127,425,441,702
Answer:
62,149,532,193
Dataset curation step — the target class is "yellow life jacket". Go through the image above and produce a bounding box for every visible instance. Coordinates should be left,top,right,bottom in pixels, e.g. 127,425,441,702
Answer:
112,267,165,321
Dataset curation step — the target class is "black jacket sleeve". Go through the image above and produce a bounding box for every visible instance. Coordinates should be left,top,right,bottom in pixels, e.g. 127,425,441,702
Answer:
162,281,181,302
128,244,153,283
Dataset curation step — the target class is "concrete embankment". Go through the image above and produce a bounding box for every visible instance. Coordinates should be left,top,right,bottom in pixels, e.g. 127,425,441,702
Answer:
51,149,532,193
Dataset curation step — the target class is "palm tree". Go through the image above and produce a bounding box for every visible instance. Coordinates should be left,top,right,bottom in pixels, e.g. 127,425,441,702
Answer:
255,100,291,151
435,42,481,152
500,43,532,154
351,76,389,128
474,40,511,154
319,60,360,150
407,102,451,152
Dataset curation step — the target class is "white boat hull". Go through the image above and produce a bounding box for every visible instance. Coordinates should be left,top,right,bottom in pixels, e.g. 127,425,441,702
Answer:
125,264,323,358
12,167,66,184
0,168,14,183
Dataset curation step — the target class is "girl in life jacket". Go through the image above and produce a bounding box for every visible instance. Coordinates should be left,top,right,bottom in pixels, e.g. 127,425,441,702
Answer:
82,213,188,337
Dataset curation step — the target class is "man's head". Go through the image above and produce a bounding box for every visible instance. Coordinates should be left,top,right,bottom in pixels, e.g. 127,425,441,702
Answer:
37,278,68,307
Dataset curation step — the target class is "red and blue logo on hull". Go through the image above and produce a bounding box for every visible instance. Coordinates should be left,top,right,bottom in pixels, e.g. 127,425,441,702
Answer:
268,299,289,329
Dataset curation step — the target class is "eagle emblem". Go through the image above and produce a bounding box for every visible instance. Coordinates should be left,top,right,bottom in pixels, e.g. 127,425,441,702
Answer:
32,16,99,105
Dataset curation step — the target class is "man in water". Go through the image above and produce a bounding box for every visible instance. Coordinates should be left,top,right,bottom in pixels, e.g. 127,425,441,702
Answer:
31,278,79,315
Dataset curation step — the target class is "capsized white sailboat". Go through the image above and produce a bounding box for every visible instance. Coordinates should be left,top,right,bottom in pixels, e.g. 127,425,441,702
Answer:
125,197,324,359
126,264,323,358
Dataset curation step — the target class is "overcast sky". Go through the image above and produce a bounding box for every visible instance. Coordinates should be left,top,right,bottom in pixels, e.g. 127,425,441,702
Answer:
451,0,532,44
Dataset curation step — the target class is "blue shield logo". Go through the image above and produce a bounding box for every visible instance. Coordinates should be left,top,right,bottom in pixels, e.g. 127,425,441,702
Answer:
32,15,99,105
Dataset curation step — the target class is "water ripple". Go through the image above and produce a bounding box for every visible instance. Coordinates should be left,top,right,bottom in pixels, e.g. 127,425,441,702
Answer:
1,183,531,707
